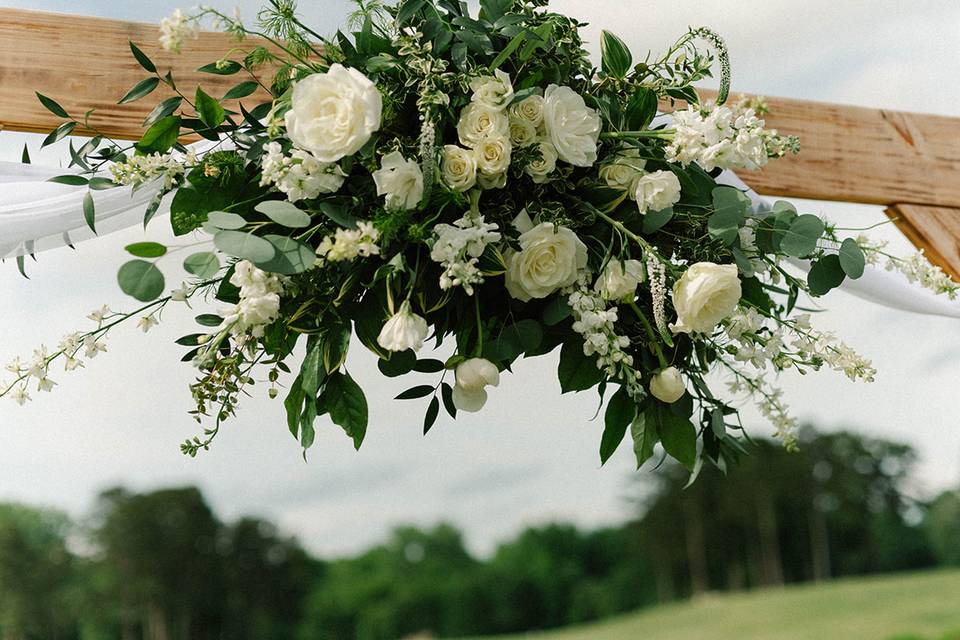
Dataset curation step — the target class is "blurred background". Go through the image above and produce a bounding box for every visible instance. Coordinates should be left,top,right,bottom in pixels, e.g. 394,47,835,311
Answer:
1,1,959,639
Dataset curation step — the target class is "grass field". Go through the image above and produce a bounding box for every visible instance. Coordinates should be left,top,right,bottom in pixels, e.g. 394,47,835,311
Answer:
470,569,960,640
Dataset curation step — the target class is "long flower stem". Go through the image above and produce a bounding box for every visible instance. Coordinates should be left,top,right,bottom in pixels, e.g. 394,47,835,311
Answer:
629,302,668,368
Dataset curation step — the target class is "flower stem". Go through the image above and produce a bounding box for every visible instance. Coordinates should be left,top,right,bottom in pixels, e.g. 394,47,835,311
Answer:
600,129,675,139
629,302,668,368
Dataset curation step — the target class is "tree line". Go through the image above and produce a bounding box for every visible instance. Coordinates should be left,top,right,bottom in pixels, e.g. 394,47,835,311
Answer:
1,427,958,640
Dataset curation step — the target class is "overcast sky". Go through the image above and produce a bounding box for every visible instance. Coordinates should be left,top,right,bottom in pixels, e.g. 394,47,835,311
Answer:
1,1,959,557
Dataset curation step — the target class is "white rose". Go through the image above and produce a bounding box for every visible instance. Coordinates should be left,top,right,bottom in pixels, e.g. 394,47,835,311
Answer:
594,259,644,300
504,222,588,301
372,150,424,210
508,94,544,129
670,262,742,334
475,136,512,177
649,366,686,403
469,69,514,110
376,301,429,352
457,102,509,148
285,64,382,162
441,145,477,192
524,141,558,184
508,117,538,148
477,171,507,190
599,149,646,192
542,84,602,167
634,170,681,214
452,358,500,412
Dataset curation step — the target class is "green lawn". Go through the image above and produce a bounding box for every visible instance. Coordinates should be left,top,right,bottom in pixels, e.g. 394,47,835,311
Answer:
469,569,960,640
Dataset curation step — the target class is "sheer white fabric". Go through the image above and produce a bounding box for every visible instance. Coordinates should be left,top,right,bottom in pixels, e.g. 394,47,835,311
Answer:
1,156,958,319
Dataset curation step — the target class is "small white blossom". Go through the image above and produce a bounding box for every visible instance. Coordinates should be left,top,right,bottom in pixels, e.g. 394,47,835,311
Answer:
316,221,381,263
219,261,285,338
429,214,501,295
159,9,199,53
110,154,186,189
138,315,160,333
259,142,347,202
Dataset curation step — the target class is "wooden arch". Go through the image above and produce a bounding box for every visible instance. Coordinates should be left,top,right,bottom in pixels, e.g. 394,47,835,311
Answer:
2,8,959,279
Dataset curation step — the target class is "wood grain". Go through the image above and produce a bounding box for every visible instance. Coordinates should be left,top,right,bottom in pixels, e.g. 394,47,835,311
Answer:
0,8,273,139
885,203,960,281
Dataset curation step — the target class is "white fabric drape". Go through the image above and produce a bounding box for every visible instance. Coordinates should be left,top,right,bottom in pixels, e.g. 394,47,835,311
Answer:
1,156,959,319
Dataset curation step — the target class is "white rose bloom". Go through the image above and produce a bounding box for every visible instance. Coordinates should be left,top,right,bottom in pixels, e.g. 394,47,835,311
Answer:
475,136,512,177
376,301,429,353
372,150,424,210
457,102,509,148
634,170,682,214
285,64,383,162
477,171,507,190
508,117,538,148
541,84,602,167
524,140,558,184
452,358,500,412
504,222,588,301
670,262,742,334
599,149,646,192
469,69,514,110
594,259,645,300
440,145,477,192
649,366,686,403
508,94,545,129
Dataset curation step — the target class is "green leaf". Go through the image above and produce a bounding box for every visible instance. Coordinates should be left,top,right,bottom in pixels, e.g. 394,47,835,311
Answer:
423,396,440,434
324,371,368,449
88,177,116,190
413,359,445,373
395,385,435,400
129,40,157,73
378,350,417,377
709,187,749,245
42,122,76,148
284,374,305,439
124,242,167,258
197,60,242,75
441,382,457,418
83,192,96,234
489,319,543,363
117,260,165,302
183,252,220,278
838,238,866,279
642,207,674,234
600,30,632,78
21,144,30,164
807,254,846,296
710,407,726,439
780,214,825,258
543,297,572,326
631,411,659,469
222,81,259,100
144,96,183,127
316,201,359,229
48,174,88,186
396,0,427,26
256,200,312,228
118,77,160,104
558,340,605,393
488,29,527,71
213,230,276,263
600,386,636,464
206,211,247,230
194,314,223,327
195,87,225,129
136,115,181,154
623,87,658,131
36,92,69,118
656,404,697,471
256,235,316,275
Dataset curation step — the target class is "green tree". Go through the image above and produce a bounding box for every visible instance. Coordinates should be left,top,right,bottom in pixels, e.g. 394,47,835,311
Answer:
925,491,960,566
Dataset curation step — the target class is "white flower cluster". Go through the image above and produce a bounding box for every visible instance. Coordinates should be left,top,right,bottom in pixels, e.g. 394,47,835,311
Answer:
665,104,770,172
220,261,284,338
568,285,644,399
159,9,198,54
110,153,189,189
1,311,109,405
429,214,501,295
599,150,682,215
886,251,958,300
646,254,668,334
446,70,516,191
728,372,799,450
259,142,346,203
316,221,380,262
725,308,876,383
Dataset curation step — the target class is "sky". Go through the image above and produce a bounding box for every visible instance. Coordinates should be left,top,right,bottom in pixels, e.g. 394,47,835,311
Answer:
1,1,959,557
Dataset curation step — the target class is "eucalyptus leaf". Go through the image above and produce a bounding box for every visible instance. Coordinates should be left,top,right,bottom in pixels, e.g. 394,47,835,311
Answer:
256,235,316,275
183,252,220,278
117,260,165,302
839,238,866,279
807,254,846,296
709,187,749,245
206,211,247,230
256,200,312,228
124,242,167,258
780,214,825,258
213,230,276,263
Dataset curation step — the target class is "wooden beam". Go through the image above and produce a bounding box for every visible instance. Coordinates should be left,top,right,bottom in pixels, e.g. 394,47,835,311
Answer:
885,203,960,281
0,8,273,140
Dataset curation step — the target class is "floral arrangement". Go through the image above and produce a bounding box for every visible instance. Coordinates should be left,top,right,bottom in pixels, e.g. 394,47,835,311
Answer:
5,0,958,473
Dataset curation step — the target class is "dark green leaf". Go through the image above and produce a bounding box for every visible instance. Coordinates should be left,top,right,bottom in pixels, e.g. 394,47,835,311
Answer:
600,386,636,464
413,359,445,373
441,382,457,419
256,235,316,275
543,297,572,326
136,115,181,154
396,0,427,26
378,350,417,377
36,92,69,118
780,214,825,258
21,144,30,164
129,40,157,73
558,340,605,393
118,77,160,104
656,404,697,470
213,230,276,263
600,30,632,78
124,241,167,258
395,385,435,400
709,187,749,245
642,207,674,234
195,87,225,128
324,371,368,449
223,80,259,100
88,177,116,190
42,122,76,148
183,252,220,278
197,60,242,74
316,201,359,229
195,314,223,327
284,374,305,439
144,96,182,126
83,192,96,234
423,396,440,434
48,174,88,186
838,238,866,279
807,254,846,296
623,87,658,131
117,259,165,302
631,411,659,469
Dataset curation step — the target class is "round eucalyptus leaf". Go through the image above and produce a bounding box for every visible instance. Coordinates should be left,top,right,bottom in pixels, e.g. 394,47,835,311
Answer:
213,230,276,263
780,214,825,258
255,200,312,228
183,252,221,278
206,211,247,230
838,238,866,279
117,259,165,302
256,235,316,275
